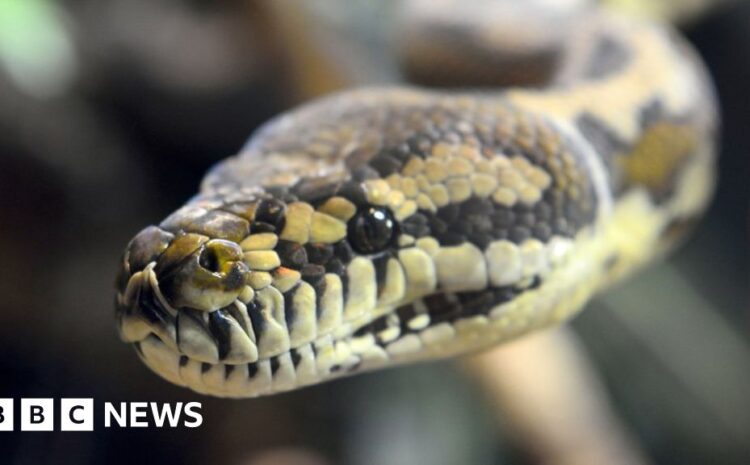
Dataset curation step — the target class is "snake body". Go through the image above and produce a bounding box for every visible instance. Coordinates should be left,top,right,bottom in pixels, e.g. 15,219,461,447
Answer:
115,1,718,397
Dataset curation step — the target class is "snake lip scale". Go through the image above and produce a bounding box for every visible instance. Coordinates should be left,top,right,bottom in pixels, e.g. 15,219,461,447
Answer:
114,4,718,398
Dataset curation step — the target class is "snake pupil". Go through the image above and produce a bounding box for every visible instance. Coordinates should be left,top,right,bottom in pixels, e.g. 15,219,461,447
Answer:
349,206,396,254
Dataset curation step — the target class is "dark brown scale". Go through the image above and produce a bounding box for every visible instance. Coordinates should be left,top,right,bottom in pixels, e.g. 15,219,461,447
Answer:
350,165,381,182
456,290,497,316
463,197,493,216
401,214,430,237
324,258,346,276
264,185,298,204
424,294,464,325
208,309,234,360
526,276,542,290
282,288,297,330
396,303,419,323
427,216,449,236
247,362,258,378
491,210,516,227
438,231,466,246
352,313,390,338
332,241,354,263
250,222,277,234
245,300,265,343
224,365,235,378
455,220,474,236
534,202,553,221
292,179,341,204
519,212,536,228
467,232,493,250
406,134,432,155
534,224,553,241
369,153,403,176
335,181,369,206
495,288,517,302
324,257,349,301
255,199,287,230
136,284,174,328
305,243,334,265
314,280,327,319
396,304,420,333
300,264,326,287
276,240,308,269
390,144,412,161
226,304,251,336
270,357,281,375
510,226,531,242
127,226,174,272
371,253,391,295
290,349,302,368
437,204,461,223
469,214,493,234
220,201,261,222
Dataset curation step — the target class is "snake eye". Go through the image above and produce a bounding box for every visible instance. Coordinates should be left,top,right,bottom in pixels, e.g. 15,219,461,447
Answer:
349,207,396,254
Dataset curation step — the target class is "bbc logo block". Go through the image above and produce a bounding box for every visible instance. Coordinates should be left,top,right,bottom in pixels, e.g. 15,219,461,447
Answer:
21,399,54,431
61,398,94,431
0,399,13,431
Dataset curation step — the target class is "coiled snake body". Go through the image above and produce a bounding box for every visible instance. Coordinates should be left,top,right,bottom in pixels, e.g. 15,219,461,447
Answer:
115,1,718,397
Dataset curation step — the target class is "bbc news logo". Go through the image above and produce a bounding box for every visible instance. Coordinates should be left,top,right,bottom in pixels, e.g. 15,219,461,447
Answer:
0,399,202,431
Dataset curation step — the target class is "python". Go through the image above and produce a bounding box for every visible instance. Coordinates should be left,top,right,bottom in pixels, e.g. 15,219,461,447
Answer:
114,0,717,397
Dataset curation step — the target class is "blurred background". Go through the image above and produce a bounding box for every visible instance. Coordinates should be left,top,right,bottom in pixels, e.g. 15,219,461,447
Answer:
0,0,747,464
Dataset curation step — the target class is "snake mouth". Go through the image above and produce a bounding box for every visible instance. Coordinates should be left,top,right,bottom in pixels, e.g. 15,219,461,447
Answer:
115,221,366,397
114,224,296,397
117,262,325,398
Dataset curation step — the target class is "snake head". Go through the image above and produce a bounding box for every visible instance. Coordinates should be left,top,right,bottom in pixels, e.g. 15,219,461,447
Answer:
114,180,418,397
114,89,621,398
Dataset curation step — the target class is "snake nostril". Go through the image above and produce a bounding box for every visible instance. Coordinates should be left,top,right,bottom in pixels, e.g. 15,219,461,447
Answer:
198,239,245,275
198,246,221,273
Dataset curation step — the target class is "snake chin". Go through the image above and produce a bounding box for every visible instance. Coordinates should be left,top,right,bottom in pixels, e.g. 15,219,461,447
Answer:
115,225,353,398
117,273,357,398
115,258,296,398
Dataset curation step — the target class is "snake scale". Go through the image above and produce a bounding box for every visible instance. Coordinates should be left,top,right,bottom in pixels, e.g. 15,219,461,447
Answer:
115,0,718,397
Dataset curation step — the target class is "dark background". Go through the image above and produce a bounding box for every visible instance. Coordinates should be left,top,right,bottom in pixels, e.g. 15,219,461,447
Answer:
0,1,747,464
